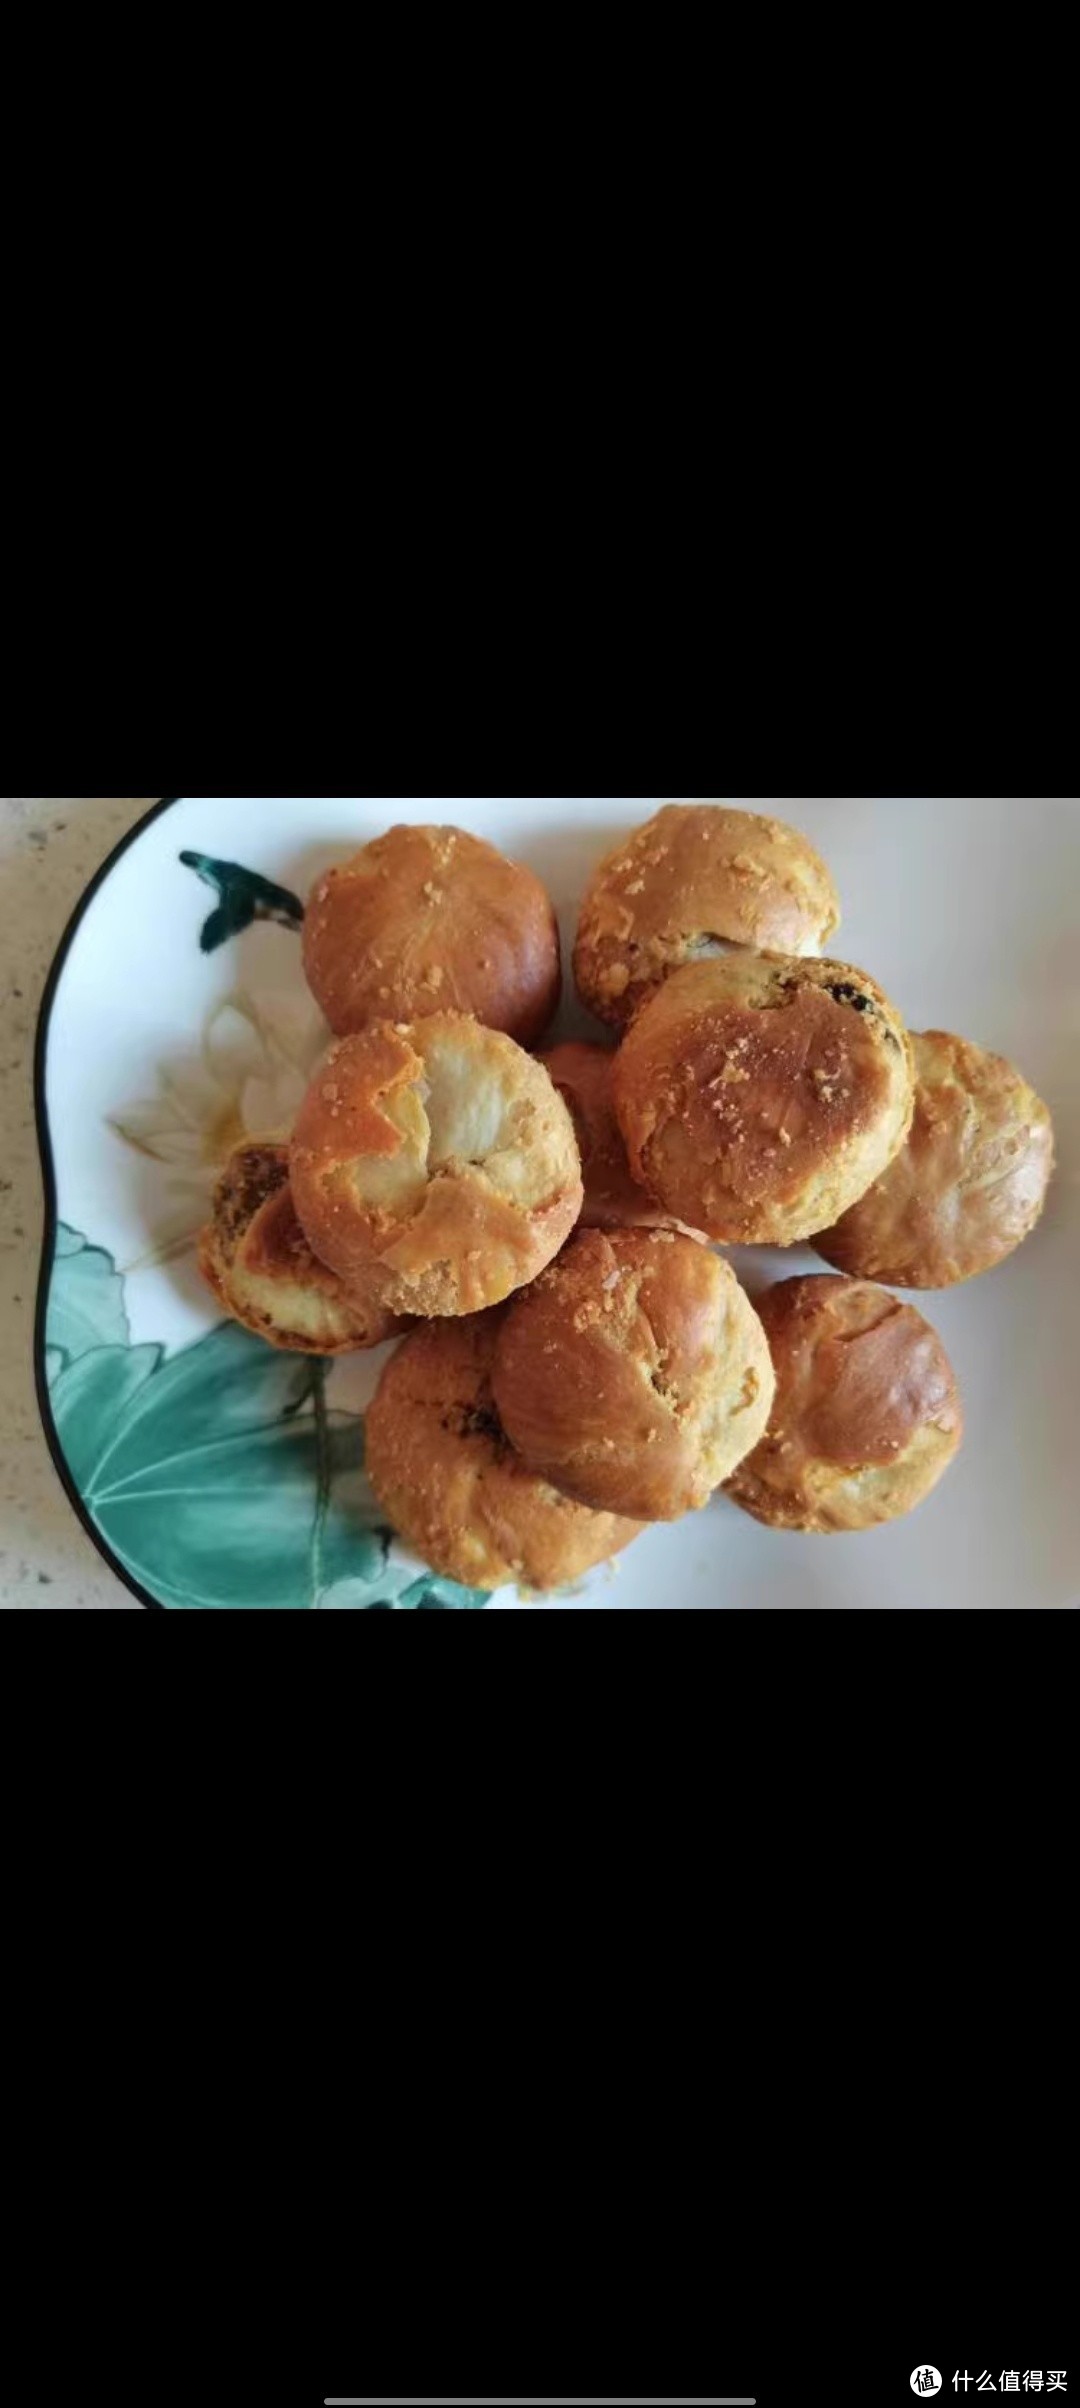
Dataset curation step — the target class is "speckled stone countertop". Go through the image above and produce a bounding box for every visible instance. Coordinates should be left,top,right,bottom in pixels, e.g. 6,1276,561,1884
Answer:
0,799,160,1608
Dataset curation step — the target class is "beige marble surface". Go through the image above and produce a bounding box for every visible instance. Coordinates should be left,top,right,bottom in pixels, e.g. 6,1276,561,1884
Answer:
0,798,161,1607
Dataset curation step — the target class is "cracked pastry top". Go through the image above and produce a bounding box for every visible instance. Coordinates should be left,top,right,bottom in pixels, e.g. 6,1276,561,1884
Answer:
574,802,840,1029
302,821,561,1046
612,952,915,1246
538,1040,704,1238
289,1011,583,1317
491,1226,775,1520
725,1274,963,1532
814,1029,1054,1287
198,1141,407,1353
365,1313,644,1591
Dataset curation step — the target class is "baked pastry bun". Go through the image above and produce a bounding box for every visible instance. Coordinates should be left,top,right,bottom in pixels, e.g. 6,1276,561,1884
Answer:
491,1227,775,1520
290,1012,583,1317
303,822,560,1046
198,1142,407,1353
538,1041,703,1236
612,953,915,1246
365,1314,644,1592
725,1275,963,1532
814,1029,1054,1288
574,803,840,1029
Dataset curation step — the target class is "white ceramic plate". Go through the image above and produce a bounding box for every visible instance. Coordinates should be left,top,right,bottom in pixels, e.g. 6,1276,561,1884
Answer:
35,797,1080,1608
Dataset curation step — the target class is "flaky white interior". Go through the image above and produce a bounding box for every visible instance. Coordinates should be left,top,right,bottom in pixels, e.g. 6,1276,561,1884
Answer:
347,1024,564,1219
227,1248,360,1346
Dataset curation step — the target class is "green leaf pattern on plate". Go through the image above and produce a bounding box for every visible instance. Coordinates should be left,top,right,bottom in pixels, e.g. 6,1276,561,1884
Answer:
178,852,305,952
45,1229,488,1611
47,1225,130,1363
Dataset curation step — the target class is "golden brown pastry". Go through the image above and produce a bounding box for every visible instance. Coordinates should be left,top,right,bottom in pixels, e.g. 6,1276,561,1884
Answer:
612,953,915,1246
726,1275,963,1532
491,1227,775,1520
814,1029,1054,1287
365,1314,644,1591
290,1012,582,1317
574,802,840,1029
303,822,561,1045
538,1041,704,1236
198,1142,407,1353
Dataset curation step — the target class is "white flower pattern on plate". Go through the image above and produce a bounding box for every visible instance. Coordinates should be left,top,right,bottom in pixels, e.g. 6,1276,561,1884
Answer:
109,988,328,1260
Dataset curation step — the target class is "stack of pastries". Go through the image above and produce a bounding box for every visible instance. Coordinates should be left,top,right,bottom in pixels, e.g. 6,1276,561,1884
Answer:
199,808,1055,1590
